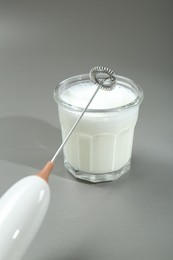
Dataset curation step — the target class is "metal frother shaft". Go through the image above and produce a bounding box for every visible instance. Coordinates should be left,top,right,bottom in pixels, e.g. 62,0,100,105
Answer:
50,66,116,163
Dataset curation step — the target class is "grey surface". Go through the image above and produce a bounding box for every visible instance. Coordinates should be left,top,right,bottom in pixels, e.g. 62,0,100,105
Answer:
0,0,173,259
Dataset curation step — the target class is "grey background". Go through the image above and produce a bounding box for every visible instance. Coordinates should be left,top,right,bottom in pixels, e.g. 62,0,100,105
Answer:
0,0,173,259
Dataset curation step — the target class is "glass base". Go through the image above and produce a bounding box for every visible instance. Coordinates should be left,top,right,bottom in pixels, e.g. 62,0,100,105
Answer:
64,160,131,183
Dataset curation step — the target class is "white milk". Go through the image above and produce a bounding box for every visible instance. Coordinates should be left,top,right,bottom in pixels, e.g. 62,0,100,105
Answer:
58,81,139,174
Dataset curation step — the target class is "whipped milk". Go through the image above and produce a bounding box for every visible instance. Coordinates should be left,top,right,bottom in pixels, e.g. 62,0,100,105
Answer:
57,80,139,174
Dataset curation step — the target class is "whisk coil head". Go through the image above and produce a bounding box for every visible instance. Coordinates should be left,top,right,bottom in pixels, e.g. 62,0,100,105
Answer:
89,66,116,91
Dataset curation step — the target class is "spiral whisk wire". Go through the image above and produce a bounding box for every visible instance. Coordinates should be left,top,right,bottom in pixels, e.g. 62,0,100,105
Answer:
89,66,116,90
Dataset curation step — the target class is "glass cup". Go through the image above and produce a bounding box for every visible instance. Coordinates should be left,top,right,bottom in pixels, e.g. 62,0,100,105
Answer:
54,74,143,183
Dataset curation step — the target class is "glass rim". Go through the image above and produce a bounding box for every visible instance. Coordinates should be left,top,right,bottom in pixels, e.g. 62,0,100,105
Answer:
54,74,144,113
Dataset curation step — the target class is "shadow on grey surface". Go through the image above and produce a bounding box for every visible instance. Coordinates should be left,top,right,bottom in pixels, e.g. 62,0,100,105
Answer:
46,256,88,260
0,116,71,180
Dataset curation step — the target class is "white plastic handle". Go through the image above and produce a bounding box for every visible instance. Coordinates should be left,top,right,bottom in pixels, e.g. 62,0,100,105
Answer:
0,175,50,260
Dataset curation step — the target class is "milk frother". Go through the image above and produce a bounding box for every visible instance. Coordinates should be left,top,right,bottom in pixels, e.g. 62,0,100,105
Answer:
0,66,116,260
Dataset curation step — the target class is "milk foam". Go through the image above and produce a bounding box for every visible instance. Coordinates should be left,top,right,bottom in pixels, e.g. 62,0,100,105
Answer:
61,82,136,109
